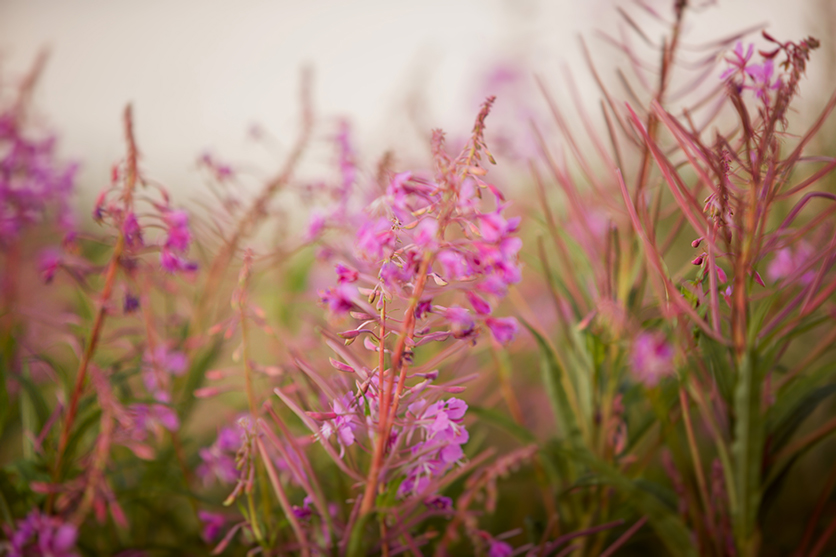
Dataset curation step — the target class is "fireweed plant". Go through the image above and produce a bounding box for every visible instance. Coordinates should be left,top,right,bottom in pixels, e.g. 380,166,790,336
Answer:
524,1,836,556
3,2,836,556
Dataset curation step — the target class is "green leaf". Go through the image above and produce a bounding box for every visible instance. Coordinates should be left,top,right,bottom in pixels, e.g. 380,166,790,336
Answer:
523,321,585,453
469,405,536,444
16,363,50,459
731,350,763,548
573,451,697,557
178,340,222,421
0,348,10,438
347,511,373,557
767,383,836,456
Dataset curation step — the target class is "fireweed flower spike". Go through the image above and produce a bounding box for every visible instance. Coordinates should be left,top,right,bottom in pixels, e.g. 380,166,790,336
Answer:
282,97,524,552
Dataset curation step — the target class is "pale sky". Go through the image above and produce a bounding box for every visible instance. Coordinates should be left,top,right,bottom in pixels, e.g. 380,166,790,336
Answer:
0,0,828,203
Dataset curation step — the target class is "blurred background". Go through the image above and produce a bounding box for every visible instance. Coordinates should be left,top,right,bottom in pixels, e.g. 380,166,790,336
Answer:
0,0,833,203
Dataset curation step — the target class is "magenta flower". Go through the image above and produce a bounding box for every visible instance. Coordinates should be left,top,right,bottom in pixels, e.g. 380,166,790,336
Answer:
424,495,453,512
466,291,492,315
319,284,355,315
766,243,814,285
485,317,519,345
746,59,780,100
38,249,61,284
414,218,439,250
478,208,520,243
3,509,79,557
197,511,226,543
444,306,476,340
720,41,755,80
335,263,359,283
123,292,140,314
630,331,675,387
320,392,358,450
399,397,470,497
437,249,473,281
488,539,513,557
160,248,197,274
123,212,143,248
0,109,77,248
356,217,395,262
163,210,191,251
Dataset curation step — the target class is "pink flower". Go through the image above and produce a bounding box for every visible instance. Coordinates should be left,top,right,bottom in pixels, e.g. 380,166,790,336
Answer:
444,306,476,339
319,284,355,315
320,393,358,449
466,291,492,315
630,332,674,387
721,41,755,80
160,248,197,274
123,212,143,248
414,218,439,250
485,317,519,345
38,249,61,283
198,511,226,543
478,209,520,243
488,539,513,557
746,59,780,100
767,243,814,285
3,509,79,557
163,210,191,252
437,249,472,281
356,217,395,262
335,263,359,283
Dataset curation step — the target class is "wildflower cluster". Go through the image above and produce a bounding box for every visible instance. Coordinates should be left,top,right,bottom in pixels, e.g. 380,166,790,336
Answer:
5,3,836,556
0,68,76,244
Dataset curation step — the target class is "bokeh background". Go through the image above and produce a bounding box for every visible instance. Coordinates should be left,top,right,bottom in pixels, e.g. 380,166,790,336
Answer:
1,0,833,205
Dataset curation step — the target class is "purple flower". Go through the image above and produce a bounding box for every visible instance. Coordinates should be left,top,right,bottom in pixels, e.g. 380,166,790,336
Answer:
356,217,395,262
123,212,143,248
38,249,61,283
444,306,476,340
767,243,814,285
319,284,355,315
424,495,453,512
197,448,238,486
0,109,77,248
160,248,197,274
416,299,433,320
3,509,79,557
198,511,226,543
466,291,492,315
488,538,514,557
488,539,513,557
163,210,191,252
124,293,140,314
305,212,327,241
215,425,242,452
437,250,472,281
320,393,358,450
485,317,519,345
335,263,359,283
414,218,439,250
746,59,778,99
400,397,470,497
721,41,755,80
630,331,675,387
478,209,520,243
147,346,188,376
380,261,409,287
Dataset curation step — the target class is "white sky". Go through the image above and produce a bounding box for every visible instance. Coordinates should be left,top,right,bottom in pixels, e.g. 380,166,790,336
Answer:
0,0,828,203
